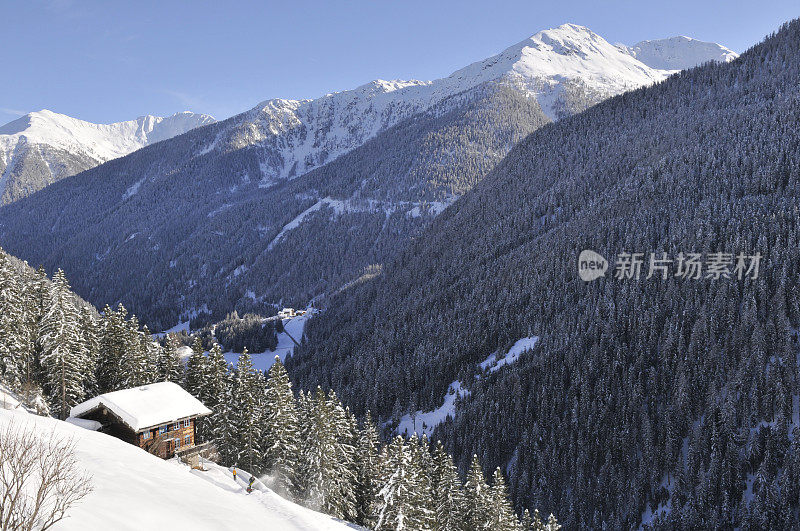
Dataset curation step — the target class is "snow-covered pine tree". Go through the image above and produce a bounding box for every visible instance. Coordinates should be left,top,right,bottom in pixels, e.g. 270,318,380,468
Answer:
214,373,237,466
520,509,533,530
97,304,130,392
297,387,357,519
375,435,428,530
261,356,299,495
229,351,264,474
354,411,382,528
140,325,161,382
124,319,155,388
77,306,99,397
463,454,492,530
406,434,435,529
184,337,208,398
489,467,521,531
157,334,183,383
0,250,26,387
431,440,466,531
530,509,546,531
38,269,86,419
199,342,229,443
324,391,358,521
544,513,561,531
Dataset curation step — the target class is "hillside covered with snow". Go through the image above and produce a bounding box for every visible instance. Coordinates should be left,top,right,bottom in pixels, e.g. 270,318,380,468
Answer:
0,409,356,530
0,110,214,204
618,36,738,70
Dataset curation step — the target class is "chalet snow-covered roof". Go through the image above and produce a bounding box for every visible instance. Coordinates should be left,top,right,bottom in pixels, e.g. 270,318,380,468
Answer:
70,382,211,432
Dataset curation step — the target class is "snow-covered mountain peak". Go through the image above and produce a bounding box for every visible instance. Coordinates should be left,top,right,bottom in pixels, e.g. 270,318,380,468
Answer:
618,36,739,70
194,23,738,184
0,109,215,204
0,109,215,163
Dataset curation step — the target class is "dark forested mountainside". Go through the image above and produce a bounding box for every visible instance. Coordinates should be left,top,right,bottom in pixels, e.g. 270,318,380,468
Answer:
291,21,800,528
0,82,550,330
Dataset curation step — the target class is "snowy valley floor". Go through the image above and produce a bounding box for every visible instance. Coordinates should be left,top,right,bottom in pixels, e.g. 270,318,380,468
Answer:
0,409,358,530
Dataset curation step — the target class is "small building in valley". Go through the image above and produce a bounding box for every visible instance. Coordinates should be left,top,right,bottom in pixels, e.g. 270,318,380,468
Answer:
278,307,296,319
70,382,212,461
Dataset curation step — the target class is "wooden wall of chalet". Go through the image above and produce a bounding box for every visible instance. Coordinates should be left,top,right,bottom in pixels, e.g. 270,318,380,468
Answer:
138,418,196,458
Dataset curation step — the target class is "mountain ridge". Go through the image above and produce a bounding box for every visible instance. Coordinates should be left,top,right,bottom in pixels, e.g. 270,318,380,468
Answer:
0,24,737,329
0,110,215,204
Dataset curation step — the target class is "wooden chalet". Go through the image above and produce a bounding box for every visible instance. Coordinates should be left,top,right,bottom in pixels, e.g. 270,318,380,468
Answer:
70,382,212,461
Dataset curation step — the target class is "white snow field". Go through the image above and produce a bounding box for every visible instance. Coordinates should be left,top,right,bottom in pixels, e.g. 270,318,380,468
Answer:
396,381,470,438
395,336,541,436
480,336,540,373
224,313,311,371
0,409,357,530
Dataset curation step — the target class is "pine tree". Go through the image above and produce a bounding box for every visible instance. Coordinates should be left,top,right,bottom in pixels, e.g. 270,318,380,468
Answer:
520,509,533,531
200,343,230,443
463,454,492,530
530,509,546,531
184,337,208,398
298,387,357,520
544,513,561,531
228,351,264,473
77,306,99,396
261,356,300,495
0,250,26,387
375,435,414,531
38,269,86,419
406,434,435,529
489,468,520,531
432,440,466,531
355,411,382,528
157,334,183,383
96,304,130,392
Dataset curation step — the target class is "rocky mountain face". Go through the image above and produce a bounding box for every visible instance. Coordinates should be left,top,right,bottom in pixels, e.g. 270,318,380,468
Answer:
0,110,214,204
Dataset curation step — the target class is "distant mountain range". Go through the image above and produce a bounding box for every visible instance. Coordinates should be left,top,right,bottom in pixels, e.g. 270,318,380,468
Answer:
0,110,214,204
0,24,736,329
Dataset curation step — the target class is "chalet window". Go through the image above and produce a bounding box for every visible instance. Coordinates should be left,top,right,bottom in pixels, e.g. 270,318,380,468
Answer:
184,436,191,446
142,431,152,440
183,419,190,428
159,425,168,434
175,438,181,449
174,422,181,431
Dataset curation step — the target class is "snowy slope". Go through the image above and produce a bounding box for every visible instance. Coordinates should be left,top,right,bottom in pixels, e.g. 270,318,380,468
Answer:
0,409,356,530
204,24,734,184
618,36,738,70
224,313,312,371
0,110,214,204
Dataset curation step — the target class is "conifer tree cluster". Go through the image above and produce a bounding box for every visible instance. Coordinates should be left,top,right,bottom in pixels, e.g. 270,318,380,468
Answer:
0,249,174,418
202,353,560,530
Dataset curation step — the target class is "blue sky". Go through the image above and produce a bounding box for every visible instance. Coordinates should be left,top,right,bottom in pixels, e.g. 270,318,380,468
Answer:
1,1,797,125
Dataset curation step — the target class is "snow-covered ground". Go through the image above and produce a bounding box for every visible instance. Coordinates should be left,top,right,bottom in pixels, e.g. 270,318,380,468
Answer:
393,336,541,437
396,381,470,438
224,313,311,371
0,409,357,530
480,336,540,373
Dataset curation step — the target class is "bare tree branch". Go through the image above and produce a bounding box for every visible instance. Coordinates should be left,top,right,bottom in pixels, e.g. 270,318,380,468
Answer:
0,419,93,531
